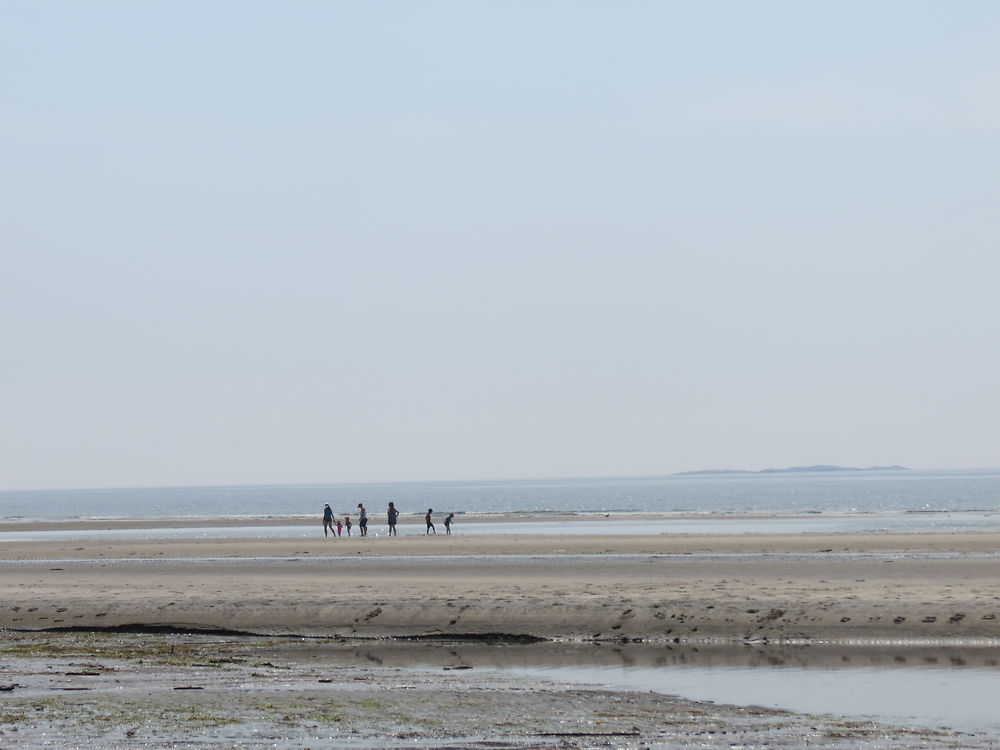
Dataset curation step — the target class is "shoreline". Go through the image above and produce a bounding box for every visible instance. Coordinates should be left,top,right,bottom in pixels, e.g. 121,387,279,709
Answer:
3,508,998,533
7,632,991,749
3,530,1000,559
0,512,833,533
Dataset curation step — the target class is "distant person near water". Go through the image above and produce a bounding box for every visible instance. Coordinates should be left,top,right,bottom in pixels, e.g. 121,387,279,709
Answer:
322,504,334,538
425,508,436,534
344,516,352,537
444,513,454,534
335,517,343,537
387,502,399,536
357,503,368,536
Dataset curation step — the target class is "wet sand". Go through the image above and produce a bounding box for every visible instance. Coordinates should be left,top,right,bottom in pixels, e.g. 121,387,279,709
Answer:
3,526,1000,747
2,529,999,642
1,631,996,749
0,513,595,533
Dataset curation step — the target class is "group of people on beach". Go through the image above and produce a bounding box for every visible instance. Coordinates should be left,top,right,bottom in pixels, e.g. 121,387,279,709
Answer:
323,502,454,538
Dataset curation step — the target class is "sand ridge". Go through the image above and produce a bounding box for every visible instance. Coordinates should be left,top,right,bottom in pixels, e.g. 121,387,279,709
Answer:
2,530,1000,642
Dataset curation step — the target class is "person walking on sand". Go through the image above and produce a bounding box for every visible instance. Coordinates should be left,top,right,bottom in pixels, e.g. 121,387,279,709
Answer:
335,517,343,537
357,503,368,537
322,504,335,538
344,515,352,537
387,501,399,536
444,512,454,535
425,508,436,535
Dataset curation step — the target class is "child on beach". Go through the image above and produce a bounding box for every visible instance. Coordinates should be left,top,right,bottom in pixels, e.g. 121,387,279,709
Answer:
335,518,343,537
425,508,436,535
344,516,352,537
357,503,368,536
444,513,454,534
322,504,334,538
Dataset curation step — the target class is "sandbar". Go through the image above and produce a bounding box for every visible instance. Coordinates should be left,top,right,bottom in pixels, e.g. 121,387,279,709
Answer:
4,526,1000,748
2,529,999,642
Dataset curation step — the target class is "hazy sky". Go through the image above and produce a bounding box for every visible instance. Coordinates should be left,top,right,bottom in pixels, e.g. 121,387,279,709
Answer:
3,1,999,490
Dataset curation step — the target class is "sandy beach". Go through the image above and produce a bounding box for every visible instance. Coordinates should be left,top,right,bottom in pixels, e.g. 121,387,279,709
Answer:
4,523,1000,747
3,526,1000,641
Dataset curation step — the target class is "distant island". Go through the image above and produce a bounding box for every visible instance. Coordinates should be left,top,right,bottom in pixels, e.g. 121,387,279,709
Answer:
676,464,909,476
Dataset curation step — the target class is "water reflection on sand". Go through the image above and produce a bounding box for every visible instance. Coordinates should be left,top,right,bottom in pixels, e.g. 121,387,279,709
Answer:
6,511,1000,541
275,640,1000,730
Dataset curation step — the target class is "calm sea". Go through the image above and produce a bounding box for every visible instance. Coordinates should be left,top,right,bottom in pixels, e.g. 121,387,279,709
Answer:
2,468,999,523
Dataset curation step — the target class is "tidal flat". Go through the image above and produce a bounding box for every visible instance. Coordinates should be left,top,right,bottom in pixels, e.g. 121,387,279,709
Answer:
4,528,1000,746
0,631,995,749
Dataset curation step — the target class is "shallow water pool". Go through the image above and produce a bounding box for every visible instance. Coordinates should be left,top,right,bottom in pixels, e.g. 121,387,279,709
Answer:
283,641,1000,732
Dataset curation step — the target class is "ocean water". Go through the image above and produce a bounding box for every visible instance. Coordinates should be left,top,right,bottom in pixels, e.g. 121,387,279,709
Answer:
1,468,999,523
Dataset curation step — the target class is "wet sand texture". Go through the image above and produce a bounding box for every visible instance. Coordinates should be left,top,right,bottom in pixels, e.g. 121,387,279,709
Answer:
3,532,1000,642
4,631,989,749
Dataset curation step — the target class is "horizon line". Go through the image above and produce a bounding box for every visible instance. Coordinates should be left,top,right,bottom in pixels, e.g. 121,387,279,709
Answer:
4,464,995,494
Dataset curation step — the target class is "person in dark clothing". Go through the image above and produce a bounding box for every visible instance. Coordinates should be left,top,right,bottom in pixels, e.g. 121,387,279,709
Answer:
357,503,368,536
387,502,399,536
322,504,334,538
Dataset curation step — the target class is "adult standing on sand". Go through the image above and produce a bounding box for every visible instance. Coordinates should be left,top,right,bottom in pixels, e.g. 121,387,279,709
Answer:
387,501,399,536
425,508,436,535
357,503,368,536
322,504,334,538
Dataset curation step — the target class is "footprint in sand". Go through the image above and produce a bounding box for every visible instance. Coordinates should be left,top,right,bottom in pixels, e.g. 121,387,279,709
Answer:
921,616,937,623
949,613,966,624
